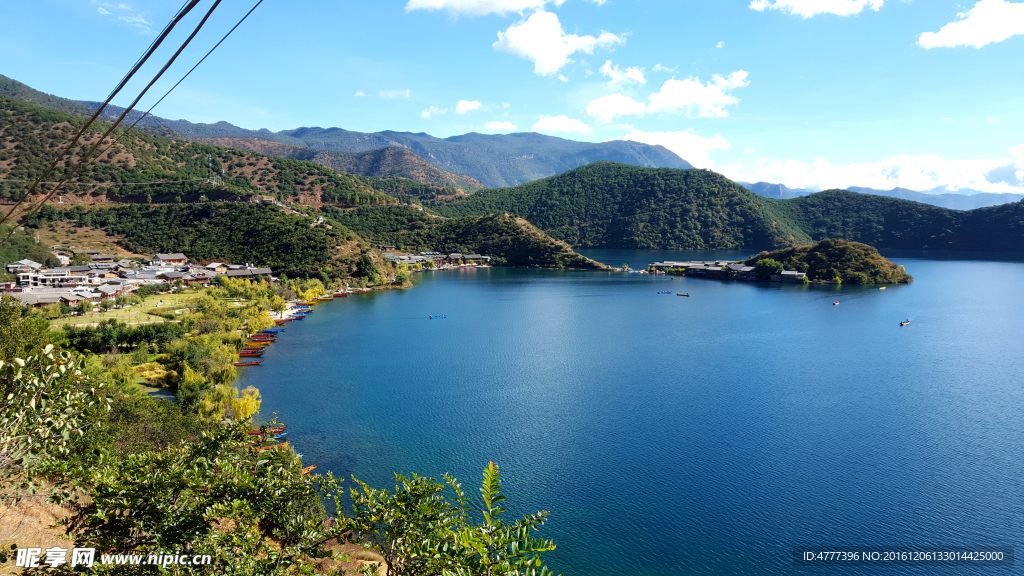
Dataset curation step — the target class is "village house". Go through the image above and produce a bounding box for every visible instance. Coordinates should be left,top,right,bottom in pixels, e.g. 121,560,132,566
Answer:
5,259,42,274
153,253,188,266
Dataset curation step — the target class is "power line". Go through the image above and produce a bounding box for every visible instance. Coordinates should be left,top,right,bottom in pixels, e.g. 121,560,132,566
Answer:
0,0,202,230
8,0,225,239
100,0,266,151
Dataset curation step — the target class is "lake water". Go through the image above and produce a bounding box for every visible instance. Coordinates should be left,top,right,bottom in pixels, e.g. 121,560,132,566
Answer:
236,250,1024,575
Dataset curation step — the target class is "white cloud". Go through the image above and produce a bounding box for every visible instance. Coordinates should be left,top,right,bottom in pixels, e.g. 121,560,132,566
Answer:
117,15,151,32
531,115,592,134
988,117,999,122
405,0,565,16
421,106,448,118
919,0,1024,49
586,0,608,5
503,102,511,108
354,90,367,97
97,7,112,15
600,60,646,88
716,41,725,48
557,74,569,82
585,93,645,123
652,64,676,73
379,89,411,99
749,0,884,18
720,144,1024,193
493,10,625,76
456,100,482,114
647,71,749,118
485,121,518,130
612,130,730,168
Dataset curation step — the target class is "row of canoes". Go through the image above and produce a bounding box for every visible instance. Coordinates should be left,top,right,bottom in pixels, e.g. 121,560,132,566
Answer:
233,307,315,366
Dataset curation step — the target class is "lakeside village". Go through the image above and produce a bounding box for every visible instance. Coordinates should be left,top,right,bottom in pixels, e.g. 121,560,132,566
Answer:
3,248,495,311
646,259,808,282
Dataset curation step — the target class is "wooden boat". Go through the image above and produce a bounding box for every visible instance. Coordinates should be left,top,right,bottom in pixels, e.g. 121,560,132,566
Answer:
677,293,690,297
833,301,840,306
257,441,289,453
238,351,264,357
233,360,263,366
262,328,285,333
879,286,887,290
900,320,910,326
317,295,333,301
301,465,318,475
299,301,318,306
248,334,276,339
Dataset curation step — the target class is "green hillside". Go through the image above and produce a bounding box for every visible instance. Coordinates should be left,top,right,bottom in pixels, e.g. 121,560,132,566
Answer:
433,163,1024,253
28,203,358,279
0,73,95,117
745,239,913,284
0,96,395,206
434,162,810,250
771,190,1024,252
324,206,607,269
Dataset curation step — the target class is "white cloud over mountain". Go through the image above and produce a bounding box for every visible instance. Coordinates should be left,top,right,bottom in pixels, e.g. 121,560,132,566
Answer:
721,144,1024,193
919,0,1024,49
421,106,448,118
611,130,730,169
600,60,645,88
456,100,482,114
647,71,749,117
485,121,518,130
493,11,625,76
405,0,565,16
749,0,883,18
531,114,592,134
586,94,645,123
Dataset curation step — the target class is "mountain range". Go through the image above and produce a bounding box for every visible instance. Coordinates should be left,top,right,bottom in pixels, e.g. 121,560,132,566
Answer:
74,100,692,188
738,181,1023,210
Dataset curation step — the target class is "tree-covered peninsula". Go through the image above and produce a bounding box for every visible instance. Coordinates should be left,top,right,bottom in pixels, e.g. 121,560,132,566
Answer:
745,239,913,284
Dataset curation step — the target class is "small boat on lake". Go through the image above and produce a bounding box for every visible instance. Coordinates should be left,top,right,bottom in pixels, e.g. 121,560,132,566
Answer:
879,286,887,290
677,293,690,297
658,291,672,294
233,360,264,366
262,328,285,334
833,301,840,306
302,465,318,475
238,350,264,357
900,320,910,326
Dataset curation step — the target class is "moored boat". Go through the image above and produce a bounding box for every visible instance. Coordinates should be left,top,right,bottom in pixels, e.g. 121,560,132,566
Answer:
233,360,264,366
900,320,910,326
677,293,690,297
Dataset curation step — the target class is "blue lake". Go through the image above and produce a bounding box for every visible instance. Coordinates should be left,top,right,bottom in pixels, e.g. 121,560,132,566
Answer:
236,251,1024,575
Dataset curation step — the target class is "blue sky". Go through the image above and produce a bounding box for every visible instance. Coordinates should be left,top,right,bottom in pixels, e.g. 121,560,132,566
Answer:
2,0,1024,192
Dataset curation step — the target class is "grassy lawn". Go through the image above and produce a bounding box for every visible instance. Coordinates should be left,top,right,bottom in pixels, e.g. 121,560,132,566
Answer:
50,292,196,327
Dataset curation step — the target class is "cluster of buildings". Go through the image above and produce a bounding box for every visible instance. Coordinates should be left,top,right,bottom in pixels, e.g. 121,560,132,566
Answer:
383,252,492,269
3,251,272,308
649,260,808,282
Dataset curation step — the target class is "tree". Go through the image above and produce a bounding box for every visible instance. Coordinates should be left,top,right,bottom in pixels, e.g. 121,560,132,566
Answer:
754,258,783,280
355,255,382,284
41,302,62,319
244,307,275,335
99,298,115,311
1,346,110,496
0,295,52,362
71,252,92,266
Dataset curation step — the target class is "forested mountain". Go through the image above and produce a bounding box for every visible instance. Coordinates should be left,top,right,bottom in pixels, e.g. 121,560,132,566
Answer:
187,138,484,192
738,180,1023,210
324,207,606,269
0,96,395,206
76,102,691,188
433,163,1024,252
434,163,810,250
0,74,94,117
28,203,361,278
771,190,1024,252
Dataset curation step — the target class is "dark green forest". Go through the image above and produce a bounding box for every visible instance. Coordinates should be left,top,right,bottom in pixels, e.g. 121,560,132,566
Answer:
432,163,1024,253
324,206,606,269
28,203,355,278
433,163,810,250
745,239,913,284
